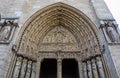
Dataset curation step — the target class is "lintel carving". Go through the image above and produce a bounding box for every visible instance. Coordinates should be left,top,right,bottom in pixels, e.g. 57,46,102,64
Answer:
37,51,102,60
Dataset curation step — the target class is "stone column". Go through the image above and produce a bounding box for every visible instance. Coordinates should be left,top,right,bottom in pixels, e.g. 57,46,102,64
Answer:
13,57,23,78
83,62,88,78
91,59,99,78
102,26,111,42
96,56,105,78
6,53,14,78
87,60,93,78
20,59,28,78
6,53,17,78
78,61,83,78
31,62,36,78
8,26,16,41
25,61,32,78
36,58,42,78
57,58,62,78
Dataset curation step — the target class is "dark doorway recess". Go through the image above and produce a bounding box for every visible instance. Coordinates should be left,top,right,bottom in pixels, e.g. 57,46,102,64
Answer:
62,59,79,78
40,59,57,78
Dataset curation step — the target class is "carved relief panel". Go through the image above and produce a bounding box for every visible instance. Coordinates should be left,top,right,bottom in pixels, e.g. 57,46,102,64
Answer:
100,20,120,43
39,26,79,51
0,18,18,43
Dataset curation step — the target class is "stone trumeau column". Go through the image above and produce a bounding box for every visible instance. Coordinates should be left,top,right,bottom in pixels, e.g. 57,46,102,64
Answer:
57,58,62,78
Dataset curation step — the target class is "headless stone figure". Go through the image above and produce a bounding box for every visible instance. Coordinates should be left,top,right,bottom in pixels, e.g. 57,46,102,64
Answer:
0,25,11,41
106,22,120,42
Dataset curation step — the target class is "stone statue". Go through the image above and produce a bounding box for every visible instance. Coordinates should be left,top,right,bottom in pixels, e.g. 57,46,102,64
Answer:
0,25,11,41
105,22,120,42
0,25,2,30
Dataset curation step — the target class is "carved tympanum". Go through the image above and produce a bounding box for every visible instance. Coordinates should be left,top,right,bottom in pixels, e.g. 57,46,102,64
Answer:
39,26,78,51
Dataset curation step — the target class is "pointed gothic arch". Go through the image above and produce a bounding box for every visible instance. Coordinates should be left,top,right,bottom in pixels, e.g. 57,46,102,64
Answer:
16,2,103,55
6,2,115,78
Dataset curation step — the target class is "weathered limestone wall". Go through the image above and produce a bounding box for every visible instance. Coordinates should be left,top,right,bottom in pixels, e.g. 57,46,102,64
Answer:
91,0,114,20
13,0,97,26
0,0,113,26
0,0,114,28
0,0,14,17
0,0,119,78
0,44,12,78
108,43,120,77
0,0,103,27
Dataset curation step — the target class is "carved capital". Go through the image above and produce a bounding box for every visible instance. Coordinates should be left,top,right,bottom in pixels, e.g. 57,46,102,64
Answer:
12,44,18,52
96,56,101,61
57,58,62,63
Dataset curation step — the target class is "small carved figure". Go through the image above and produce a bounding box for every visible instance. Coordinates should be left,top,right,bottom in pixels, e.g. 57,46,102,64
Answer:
0,25,11,41
12,45,17,52
106,22,120,42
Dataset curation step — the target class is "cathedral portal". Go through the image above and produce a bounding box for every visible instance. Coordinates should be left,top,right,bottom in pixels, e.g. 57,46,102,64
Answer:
5,2,118,78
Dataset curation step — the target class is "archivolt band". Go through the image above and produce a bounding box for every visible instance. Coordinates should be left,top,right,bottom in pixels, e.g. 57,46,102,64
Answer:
5,2,118,78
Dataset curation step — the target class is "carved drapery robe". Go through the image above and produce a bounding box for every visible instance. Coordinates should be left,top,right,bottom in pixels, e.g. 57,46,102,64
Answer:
0,25,11,41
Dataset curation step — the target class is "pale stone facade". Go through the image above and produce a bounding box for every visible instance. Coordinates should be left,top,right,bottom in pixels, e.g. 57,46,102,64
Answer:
0,0,120,78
